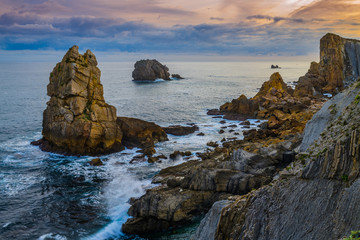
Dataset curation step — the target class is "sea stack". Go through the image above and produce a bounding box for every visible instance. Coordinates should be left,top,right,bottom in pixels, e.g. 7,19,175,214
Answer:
132,59,170,81
39,46,123,155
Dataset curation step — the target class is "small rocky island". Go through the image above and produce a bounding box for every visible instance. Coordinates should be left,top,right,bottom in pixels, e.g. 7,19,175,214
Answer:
122,33,360,240
132,59,183,81
33,46,168,156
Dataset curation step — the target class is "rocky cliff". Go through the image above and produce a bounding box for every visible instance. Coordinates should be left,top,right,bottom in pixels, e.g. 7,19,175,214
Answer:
34,46,167,156
213,81,360,240
132,59,170,81
39,46,123,155
295,33,360,95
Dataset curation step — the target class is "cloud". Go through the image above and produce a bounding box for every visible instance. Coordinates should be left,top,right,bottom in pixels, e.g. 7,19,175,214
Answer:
210,17,224,21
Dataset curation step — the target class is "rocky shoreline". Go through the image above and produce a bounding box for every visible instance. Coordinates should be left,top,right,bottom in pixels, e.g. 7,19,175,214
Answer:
122,33,360,239
31,33,360,239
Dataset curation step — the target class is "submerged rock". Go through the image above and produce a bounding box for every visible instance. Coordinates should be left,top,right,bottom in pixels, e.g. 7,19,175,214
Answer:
39,46,123,155
132,59,170,81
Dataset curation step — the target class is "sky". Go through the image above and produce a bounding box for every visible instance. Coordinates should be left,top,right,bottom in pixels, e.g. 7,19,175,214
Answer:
1,0,360,56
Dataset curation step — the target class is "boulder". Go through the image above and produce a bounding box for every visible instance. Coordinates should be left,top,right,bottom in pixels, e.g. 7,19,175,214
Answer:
254,72,293,100
220,94,258,118
171,74,184,79
132,59,170,81
163,125,199,136
39,46,123,155
116,117,168,155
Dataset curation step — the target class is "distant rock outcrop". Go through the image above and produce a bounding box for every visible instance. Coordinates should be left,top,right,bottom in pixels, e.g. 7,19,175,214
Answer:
163,125,199,136
38,46,123,155
132,59,170,81
34,46,168,156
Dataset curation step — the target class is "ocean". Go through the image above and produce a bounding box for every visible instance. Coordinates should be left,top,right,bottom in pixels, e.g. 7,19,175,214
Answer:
0,59,310,240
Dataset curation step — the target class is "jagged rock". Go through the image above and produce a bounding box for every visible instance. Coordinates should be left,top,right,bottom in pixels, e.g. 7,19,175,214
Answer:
132,59,170,81
163,125,199,136
220,94,258,118
212,83,360,240
319,33,360,93
254,72,293,100
171,74,184,79
38,46,123,155
122,144,296,236
116,117,168,155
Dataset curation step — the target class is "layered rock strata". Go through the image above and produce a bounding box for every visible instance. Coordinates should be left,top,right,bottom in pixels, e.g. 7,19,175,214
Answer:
39,46,123,155
132,59,170,81
213,82,360,240
35,46,167,155
122,134,302,235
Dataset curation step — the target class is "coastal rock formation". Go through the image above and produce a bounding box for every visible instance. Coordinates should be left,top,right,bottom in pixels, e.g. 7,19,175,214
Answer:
122,135,302,235
213,72,322,146
39,46,123,155
294,33,360,96
214,82,360,240
34,46,168,156
163,125,199,136
132,59,170,81
116,117,168,155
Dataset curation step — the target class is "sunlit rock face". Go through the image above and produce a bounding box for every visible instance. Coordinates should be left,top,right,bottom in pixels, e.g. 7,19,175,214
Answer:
41,45,123,155
319,33,360,93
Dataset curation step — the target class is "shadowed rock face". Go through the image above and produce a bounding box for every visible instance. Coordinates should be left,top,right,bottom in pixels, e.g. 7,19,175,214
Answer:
41,46,123,155
132,59,170,81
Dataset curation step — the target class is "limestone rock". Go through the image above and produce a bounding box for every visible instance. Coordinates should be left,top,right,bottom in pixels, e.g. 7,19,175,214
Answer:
40,46,123,155
220,94,259,118
132,59,170,81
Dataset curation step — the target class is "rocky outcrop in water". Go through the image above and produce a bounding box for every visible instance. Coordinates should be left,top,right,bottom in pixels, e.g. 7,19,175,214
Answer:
213,82,360,240
34,46,168,155
38,46,123,155
163,125,199,136
132,59,170,81
116,117,168,155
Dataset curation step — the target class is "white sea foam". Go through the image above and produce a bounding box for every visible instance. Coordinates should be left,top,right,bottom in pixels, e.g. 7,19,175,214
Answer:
38,233,67,240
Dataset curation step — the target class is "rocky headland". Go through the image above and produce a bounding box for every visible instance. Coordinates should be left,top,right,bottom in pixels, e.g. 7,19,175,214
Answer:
122,33,360,239
33,46,168,156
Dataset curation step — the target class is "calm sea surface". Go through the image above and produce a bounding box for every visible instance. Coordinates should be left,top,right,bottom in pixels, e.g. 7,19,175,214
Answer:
0,59,309,239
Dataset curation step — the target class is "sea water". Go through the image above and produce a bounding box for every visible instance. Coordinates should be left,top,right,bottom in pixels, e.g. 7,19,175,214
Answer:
0,59,309,240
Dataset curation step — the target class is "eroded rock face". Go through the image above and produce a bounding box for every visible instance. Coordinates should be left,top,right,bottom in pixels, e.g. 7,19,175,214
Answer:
308,33,360,94
132,59,170,81
213,83,360,240
41,46,123,155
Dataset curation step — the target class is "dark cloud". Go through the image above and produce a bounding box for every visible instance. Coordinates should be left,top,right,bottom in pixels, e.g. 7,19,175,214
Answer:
210,17,224,21
246,15,305,24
